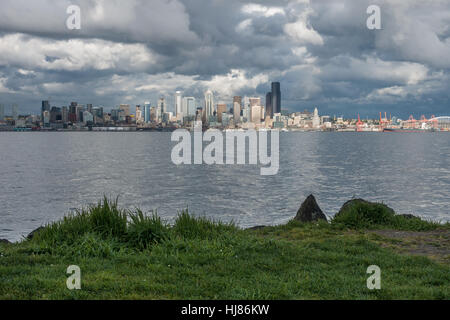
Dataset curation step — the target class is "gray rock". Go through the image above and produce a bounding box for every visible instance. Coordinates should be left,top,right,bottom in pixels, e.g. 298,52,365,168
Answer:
294,194,327,222
27,226,45,240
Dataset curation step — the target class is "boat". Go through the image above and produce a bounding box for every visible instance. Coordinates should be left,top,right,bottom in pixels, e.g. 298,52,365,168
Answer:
383,128,425,133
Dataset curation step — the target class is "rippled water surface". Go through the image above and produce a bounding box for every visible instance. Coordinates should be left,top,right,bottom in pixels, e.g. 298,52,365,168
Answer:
0,132,449,242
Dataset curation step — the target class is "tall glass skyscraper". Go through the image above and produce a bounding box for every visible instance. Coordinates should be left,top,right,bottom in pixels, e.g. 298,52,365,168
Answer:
204,90,215,122
144,102,151,123
0,104,4,121
271,82,281,115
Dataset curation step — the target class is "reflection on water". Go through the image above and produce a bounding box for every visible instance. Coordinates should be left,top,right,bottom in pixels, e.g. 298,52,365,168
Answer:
0,132,449,242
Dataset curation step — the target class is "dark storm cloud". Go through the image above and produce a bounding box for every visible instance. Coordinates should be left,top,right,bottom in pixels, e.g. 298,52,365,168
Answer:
0,0,449,118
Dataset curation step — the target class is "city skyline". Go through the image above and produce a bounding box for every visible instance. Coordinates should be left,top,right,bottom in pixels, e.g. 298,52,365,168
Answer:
0,1,449,118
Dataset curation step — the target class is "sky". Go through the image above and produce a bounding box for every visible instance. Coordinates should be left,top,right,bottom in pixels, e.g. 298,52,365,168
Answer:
0,0,449,118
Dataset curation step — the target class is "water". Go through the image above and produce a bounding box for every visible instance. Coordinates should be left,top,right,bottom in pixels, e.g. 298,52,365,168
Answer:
0,132,449,242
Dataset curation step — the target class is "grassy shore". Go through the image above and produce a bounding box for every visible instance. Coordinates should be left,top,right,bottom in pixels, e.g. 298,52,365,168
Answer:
0,198,449,300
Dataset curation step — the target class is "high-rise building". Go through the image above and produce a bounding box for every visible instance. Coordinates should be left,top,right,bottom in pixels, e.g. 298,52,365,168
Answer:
50,107,62,123
41,101,50,121
0,104,4,121
217,104,227,123
83,111,94,125
158,97,166,114
312,108,320,128
271,82,281,115
233,101,241,123
249,97,261,107
144,102,151,123
183,97,196,117
119,104,130,117
175,91,182,117
233,96,242,108
266,92,273,118
251,105,262,124
12,104,18,121
61,106,68,123
136,105,143,124
204,90,215,123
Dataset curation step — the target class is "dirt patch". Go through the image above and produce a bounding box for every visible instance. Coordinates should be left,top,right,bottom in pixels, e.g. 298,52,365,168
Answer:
369,229,450,264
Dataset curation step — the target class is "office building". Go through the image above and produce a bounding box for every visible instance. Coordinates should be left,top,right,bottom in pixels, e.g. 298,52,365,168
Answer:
0,104,4,121
175,91,182,117
41,101,50,121
183,97,196,117
158,97,166,114
61,106,68,123
233,101,241,123
204,90,215,122
266,92,273,118
217,104,227,123
144,102,151,123
136,105,143,124
12,104,18,121
119,104,130,117
271,82,281,115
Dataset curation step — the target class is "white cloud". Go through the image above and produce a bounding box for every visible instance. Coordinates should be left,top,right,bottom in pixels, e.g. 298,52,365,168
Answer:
0,34,159,72
284,8,324,45
242,4,285,17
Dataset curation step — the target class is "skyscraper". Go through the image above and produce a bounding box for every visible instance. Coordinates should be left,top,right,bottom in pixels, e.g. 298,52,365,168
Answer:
271,82,281,115
42,100,50,121
266,92,273,118
249,97,261,107
204,90,215,122
144,102,151,123
12,104,18,121
233,96,242,108
183,97,196,117
62,106,68,123
233,101,241,123
217,104,227,123
119,104,130,117
135,105,143,124
175,91,182,117
158,97,166,114
0,104,4,121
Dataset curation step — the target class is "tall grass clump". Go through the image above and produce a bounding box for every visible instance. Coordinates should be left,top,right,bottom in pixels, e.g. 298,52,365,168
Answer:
126,210,170,249
332,200,442,231
31,197,127,246
89,197,127,238
173,210,238,240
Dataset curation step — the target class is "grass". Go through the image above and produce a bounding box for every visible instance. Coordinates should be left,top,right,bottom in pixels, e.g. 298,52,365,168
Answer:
331,199,446,231
0,198,448,300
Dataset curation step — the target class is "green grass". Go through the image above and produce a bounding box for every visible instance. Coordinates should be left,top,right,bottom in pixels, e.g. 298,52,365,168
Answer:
0,199,448,300
331,199,447,231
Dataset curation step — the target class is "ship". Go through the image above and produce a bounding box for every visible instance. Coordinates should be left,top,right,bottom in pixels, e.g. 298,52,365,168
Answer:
383,128,427,133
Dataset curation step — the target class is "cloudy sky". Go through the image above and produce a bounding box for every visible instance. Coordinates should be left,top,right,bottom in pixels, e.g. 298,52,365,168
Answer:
0,0,449,118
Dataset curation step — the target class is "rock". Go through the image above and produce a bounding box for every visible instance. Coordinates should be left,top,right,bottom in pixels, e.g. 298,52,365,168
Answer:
294,194,327,222
27,226,45,240
335,198,395,218
0,239,11,244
